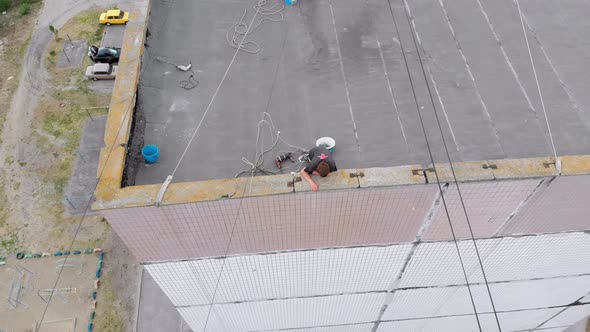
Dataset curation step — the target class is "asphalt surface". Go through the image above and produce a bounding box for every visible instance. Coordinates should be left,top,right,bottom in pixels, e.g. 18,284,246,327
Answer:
88,25,127,92
64,115,105,215
136,270,192,332
130,0,590,184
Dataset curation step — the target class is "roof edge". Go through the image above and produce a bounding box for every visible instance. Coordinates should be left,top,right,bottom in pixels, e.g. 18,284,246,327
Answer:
93,156,590,210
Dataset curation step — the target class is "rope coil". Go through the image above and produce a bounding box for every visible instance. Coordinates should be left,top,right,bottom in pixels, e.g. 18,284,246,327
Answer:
226,0,285,54
236,112,308,178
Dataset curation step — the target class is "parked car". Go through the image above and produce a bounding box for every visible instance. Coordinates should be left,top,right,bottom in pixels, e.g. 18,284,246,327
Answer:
99,9,129,25
85,63,118,81
88,45,121,63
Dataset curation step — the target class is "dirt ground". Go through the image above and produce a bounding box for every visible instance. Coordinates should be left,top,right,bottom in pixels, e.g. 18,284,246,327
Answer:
0,254,99,332
0,0,131,253
0,1,140,331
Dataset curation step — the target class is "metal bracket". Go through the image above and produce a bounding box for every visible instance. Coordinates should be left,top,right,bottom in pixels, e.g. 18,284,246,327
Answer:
349,172,365,178
155,175,173,207
482,163,497,170
287,177,302,187
543,158,562,175
412,168,434,175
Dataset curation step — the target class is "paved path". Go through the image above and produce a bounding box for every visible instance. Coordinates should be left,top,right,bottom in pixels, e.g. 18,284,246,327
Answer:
136,269,192,332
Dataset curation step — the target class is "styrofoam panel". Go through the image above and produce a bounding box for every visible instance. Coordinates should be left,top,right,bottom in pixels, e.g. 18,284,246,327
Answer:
383,286,476,320
177,306,227,332
146,244,412,306
540,304,590,328
399,238,502,287
285,324,374,332
378,310,560,332
446,276,590,313
204,293,385,331
385,276,590,322
492,308,562,331
481,233,590,282
145,260,223,306
208,245,412,304
377,315,480,332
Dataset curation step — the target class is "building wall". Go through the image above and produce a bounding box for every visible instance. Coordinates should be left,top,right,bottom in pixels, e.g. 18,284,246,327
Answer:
145,232,590,331
104,175,590,331
105,175,590,263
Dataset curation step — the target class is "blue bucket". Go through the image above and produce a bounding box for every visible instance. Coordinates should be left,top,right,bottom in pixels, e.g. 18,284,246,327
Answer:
142,145,160,164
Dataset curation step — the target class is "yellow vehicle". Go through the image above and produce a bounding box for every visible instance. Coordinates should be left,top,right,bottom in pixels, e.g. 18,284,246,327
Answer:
99,9,129,26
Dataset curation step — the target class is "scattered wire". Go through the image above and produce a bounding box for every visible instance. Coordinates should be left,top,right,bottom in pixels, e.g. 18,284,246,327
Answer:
178,71,199,90
235,112,307,178
156,57,200,90
226,0,285,54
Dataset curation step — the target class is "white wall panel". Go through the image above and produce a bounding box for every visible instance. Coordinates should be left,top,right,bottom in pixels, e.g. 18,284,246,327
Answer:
383,287,475,320
540,304,590,328
146,259,223,306
378,310,561,332
482,233,590,282
399,239,502,287
494,308,562,331
146,244,412,306
285,324,374,332
377,316,480,332
177,306,226,332
384,277,590,322
442,276,590,313
191,293,385,331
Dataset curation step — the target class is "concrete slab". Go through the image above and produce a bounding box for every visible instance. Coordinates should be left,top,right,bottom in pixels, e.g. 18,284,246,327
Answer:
58,39,86,68
136,269,192,332
64,115,106,215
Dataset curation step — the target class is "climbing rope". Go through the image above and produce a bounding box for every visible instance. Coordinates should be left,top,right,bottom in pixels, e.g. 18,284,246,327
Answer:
236,112,308,177
226,0,285,54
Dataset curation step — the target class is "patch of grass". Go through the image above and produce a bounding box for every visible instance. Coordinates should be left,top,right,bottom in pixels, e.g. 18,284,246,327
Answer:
0,182,7,228
37,74,110,196
93,272,125,332
18,2,30,16
0,229,20,255
0,0,10,12
0,4,39,141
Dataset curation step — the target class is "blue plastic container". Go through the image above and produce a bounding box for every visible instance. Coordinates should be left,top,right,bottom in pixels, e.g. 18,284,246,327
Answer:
284,0,297,4
142,145,160,164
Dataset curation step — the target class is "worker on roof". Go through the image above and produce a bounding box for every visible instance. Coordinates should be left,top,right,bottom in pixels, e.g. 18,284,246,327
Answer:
300,146,337,192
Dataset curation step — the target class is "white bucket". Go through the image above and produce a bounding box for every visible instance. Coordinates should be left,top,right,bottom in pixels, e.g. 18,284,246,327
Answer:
316,137,336,152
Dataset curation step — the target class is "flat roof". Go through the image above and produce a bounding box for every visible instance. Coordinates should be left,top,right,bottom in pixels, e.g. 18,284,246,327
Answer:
125,0,590,186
